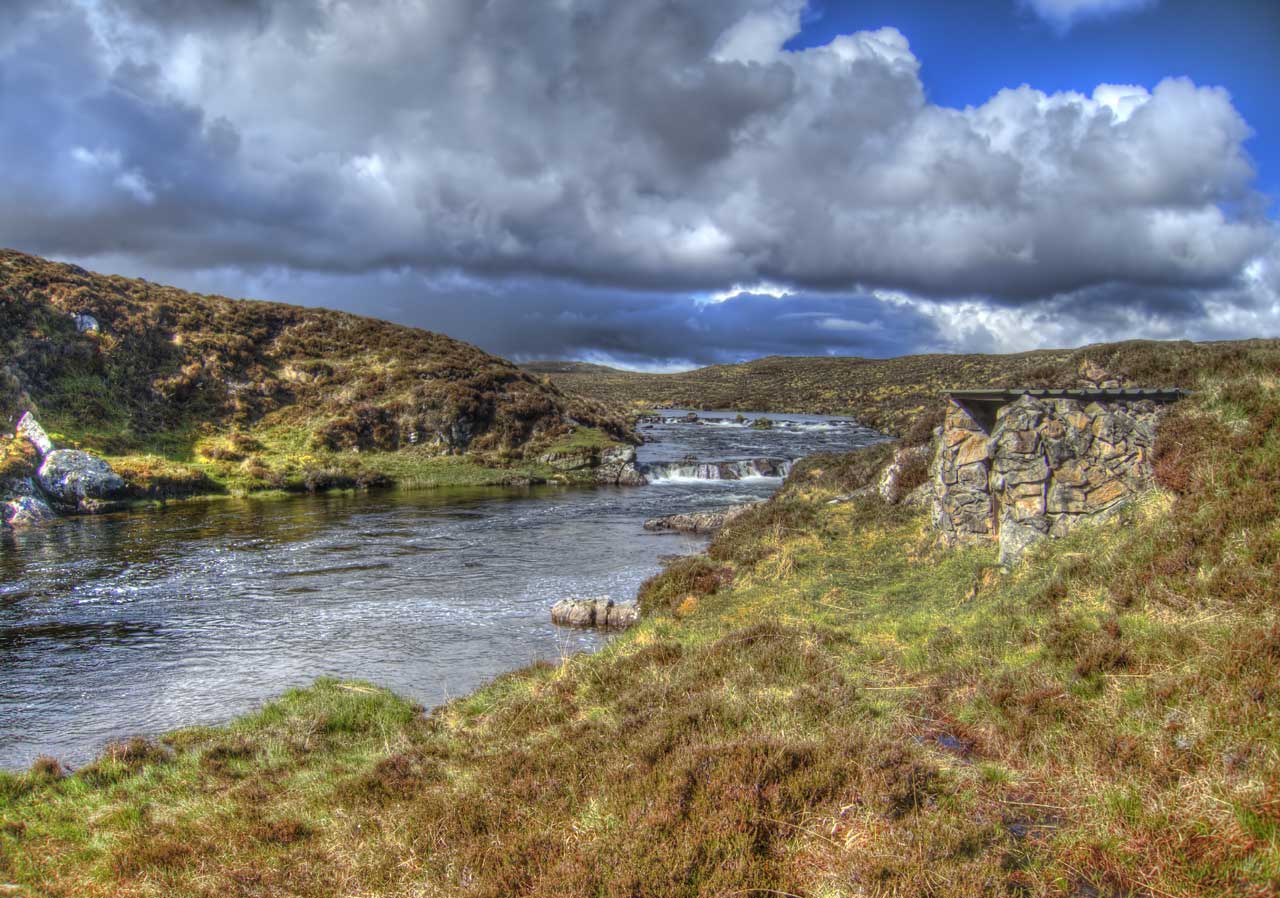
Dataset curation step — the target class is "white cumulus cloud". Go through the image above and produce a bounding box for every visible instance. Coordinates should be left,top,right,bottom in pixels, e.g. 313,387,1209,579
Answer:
0,0,1274,362
1022,0,1158,30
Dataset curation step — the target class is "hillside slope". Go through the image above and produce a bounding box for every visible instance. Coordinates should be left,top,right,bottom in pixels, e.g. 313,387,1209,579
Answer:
525,340,1272,437
4,341,1278,896
0,250,630,498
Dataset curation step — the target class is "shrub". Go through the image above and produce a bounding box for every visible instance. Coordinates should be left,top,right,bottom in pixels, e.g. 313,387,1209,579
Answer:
638,556,734,615
781,442,895,499
709,497,821,566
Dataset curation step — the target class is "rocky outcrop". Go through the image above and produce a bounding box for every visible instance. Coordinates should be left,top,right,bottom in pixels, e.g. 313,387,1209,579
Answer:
16,413,53,457
550,597,638,629
643,502,759,534
2,416,128,528
37,450,127,510
933,390,1165,565
595,446,647,486
3,494,57,529
878,445,931,505
537,444,646,485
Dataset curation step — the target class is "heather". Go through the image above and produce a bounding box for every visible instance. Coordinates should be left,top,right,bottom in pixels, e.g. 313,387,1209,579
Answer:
3,343,1277,896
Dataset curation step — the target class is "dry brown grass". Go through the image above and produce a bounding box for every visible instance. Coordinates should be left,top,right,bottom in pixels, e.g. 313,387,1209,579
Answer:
0,248,633,498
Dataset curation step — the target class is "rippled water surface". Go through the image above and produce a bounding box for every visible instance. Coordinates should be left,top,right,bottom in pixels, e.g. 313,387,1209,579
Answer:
0,411,882,768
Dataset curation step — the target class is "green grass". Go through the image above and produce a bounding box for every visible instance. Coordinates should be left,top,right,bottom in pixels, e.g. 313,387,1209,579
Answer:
527,338,1279,438
5,252,1280,893
1,249,634,502
5,351,1280,895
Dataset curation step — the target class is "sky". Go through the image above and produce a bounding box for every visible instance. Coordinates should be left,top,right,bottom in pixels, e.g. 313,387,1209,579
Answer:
1,0,1277,370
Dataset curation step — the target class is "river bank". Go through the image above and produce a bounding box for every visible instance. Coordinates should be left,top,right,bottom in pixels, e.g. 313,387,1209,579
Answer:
0,410,882,770
4,344,1279,895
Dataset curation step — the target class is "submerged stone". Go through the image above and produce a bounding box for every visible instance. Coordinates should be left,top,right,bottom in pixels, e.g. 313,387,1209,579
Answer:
3,494,57,528
644,502,757,534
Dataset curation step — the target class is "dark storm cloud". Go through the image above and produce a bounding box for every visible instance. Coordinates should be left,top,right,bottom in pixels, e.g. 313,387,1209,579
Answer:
102,0,273,29
0,0,1276,360
121,258,939,366
451,287,946,367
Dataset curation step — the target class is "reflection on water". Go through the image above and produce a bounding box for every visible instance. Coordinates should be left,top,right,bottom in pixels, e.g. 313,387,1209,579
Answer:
0,412,883,769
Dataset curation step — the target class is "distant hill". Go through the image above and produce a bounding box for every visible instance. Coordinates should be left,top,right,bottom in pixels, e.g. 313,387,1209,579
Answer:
0,250,629,496
524,341,1272,438
520,361,622,375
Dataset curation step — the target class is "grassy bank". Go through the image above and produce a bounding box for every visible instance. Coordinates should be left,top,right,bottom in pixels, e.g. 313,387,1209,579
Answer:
1,249,633,505
525,338,1276,437
3,350,1279,896
100,423,627,500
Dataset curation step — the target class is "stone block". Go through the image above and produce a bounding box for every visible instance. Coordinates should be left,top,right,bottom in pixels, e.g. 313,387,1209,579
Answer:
956,461,989,487
944,425,974,446
1086,480,1128,510
996,456,1049,486
1010,492,1046,521
1065,410,1092,432
1008,480,1044,499
954,435,990,466
996,428,1039,455
1092,438,1127,461
945,404,983,432
1047,482,1087,514
1052,459,1089,486
996,402,1045,433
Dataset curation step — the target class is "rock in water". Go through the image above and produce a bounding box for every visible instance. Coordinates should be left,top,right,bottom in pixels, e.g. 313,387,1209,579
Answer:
594,445,647,486
16,413,53,457
37,450,126,509
643,502,758,534
2,494,57,529
550,597,638,629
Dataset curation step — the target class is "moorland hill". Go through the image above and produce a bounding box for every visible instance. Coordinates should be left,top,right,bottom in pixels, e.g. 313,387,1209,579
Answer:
0,250,630,498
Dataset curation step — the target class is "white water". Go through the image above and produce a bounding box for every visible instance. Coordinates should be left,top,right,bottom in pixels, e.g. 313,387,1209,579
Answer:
641,458,794,482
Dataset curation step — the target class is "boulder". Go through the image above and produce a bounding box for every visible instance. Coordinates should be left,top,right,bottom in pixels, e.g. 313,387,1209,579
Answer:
37,450,126,509
594,445,646,486
998,514,1046,566
16,413,53,457
644,502,757,534
550,597,638,629
2,494,57,528
877,445,931,505
72,312,100,333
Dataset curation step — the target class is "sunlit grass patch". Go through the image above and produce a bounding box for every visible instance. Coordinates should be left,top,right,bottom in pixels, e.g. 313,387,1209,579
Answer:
6,347,1280,895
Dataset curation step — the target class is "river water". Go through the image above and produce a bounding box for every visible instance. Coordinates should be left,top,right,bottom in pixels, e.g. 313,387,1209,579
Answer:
0,411,882,769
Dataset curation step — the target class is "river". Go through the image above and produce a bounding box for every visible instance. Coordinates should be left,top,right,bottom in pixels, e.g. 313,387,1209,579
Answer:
0,410,883,769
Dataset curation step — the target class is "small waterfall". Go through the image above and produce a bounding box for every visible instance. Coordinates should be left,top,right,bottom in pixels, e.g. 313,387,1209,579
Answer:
640,458,793,483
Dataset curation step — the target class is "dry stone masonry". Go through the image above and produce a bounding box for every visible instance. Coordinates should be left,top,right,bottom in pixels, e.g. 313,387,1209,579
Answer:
931,376,1183,565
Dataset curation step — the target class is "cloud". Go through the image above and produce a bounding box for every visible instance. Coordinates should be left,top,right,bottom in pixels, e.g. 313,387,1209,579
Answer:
106,260,949,368
1021,0,1158,31
0,0,1274,363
